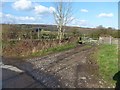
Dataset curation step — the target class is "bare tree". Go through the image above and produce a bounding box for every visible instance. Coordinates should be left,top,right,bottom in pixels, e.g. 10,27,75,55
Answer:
53,0,73,44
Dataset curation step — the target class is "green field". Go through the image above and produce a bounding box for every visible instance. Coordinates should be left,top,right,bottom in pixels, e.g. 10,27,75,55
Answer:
97,44,118,86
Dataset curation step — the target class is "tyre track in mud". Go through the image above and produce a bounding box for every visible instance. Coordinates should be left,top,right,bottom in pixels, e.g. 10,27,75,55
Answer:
3,44,107,88
30,44,89,71
22,44,100,88
44,49,91,74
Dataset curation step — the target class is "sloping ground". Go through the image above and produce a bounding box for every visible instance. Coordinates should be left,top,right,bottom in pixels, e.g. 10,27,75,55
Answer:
2,44,113,88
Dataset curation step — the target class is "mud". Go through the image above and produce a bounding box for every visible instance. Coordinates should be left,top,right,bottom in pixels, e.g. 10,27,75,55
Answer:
2,44,112,88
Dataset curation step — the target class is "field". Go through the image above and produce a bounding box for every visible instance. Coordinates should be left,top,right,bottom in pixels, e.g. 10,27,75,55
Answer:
2,24,119,88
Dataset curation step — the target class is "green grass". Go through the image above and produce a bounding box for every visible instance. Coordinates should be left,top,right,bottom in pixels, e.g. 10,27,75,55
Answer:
97,44,118,86
31,43,77,57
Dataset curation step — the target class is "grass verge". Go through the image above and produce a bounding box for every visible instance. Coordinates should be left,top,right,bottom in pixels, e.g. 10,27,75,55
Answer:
31,43,77,57
96,44,118,86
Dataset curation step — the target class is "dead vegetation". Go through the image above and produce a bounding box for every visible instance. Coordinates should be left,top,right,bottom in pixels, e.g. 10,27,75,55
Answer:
2,37,78,58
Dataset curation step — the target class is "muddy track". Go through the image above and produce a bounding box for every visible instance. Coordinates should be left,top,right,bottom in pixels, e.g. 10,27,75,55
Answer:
31,45,89,71
2,44,109,88
45,49,91,73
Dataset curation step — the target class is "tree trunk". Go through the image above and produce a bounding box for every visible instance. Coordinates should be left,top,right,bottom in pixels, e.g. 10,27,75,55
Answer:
59,26,62,44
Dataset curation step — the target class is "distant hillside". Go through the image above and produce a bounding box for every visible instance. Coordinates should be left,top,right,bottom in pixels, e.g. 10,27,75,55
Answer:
2,24,97,33
2,24,119,39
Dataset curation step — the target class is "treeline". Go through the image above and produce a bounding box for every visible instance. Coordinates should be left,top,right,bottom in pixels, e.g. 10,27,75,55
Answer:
2,24,120,41
2,24,119,57
88,28,120,39
2,24,59,40
2,24,79,40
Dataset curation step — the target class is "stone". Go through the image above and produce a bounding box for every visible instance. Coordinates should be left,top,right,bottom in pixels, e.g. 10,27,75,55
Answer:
99,81,102,84
80,77,86,80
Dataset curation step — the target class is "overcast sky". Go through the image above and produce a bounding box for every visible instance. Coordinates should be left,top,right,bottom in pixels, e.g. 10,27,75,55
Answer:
1,0,119,29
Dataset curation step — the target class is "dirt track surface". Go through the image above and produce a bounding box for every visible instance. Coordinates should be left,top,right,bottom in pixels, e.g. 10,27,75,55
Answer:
2,44,109,88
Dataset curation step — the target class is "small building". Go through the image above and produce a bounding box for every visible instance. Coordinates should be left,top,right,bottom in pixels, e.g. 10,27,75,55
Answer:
99,35,118,44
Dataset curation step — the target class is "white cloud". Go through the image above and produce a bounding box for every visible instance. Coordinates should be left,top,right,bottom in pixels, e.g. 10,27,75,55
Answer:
5,14,35,21
1,12,39,24
0,12,3,18
80,9,88,12
34,5,55,15
12,0,56,15
16,16,35,21
98,13,113,18
79,20,88,26
12,0,32,11
49,7,56,13
69,18,88,27
0,12,3,23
